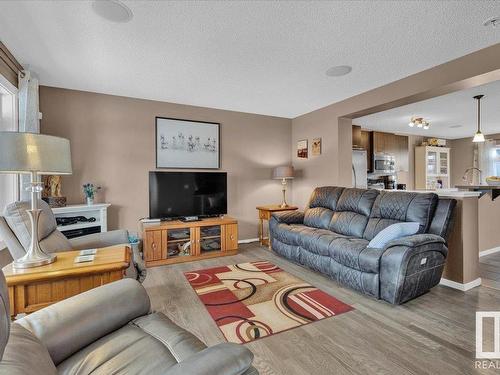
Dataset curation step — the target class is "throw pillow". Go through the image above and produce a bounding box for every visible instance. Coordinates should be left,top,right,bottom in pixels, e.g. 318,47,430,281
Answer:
368,222,420,249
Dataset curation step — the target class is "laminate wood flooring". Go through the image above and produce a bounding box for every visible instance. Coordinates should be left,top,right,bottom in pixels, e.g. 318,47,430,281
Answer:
480,252,500,290
143,243,500,375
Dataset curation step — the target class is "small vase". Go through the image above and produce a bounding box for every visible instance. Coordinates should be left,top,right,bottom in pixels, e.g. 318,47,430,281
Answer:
86,197,94,205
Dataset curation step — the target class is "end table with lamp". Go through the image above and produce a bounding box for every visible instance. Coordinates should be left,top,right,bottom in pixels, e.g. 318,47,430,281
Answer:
256,165,298,249
0,132,72,268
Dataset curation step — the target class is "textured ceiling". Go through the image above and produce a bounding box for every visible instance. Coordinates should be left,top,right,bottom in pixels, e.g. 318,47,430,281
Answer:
0,1,499,118
355,79,500,140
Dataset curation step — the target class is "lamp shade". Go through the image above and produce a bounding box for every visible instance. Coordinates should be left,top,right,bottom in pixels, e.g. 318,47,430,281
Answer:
272,165,294,180
0,132,72,175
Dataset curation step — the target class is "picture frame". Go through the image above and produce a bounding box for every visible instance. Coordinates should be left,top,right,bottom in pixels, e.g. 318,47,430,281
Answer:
312,137,321,156
155,117,221,169
297,139,308,158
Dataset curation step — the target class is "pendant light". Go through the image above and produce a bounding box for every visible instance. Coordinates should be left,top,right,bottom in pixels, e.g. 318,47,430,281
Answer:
472,94,485,143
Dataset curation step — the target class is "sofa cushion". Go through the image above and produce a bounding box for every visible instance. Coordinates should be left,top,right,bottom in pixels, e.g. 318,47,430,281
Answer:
368,222,420,249
307,186,345,210
0,324,57,375
328,188,379,237
57,312,205,375
3,200,72,254
363,191,438,241
326,236,379,273
303,207,334,229
303,187,344,229
296,228,349,257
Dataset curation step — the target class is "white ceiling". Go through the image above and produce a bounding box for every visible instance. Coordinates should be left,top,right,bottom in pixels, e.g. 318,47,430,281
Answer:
0,1,499,118
355,79,500,140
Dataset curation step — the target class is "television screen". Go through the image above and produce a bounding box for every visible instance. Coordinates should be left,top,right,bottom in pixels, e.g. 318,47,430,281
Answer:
149,171,227,219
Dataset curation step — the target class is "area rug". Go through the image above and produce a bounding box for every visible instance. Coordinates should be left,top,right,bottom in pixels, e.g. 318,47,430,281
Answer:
184,261,353,344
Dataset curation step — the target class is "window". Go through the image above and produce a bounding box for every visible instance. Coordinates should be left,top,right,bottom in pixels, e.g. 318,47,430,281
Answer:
0,73,18,215
494,146,500,177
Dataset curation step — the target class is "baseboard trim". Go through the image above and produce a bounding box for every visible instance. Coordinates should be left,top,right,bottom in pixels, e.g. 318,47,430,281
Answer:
440,277,482,291
479,246,500,257
238,238,259,244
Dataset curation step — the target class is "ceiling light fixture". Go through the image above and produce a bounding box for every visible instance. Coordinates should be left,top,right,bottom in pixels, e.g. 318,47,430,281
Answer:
326,65,352,77
472,94,485,143
408,116,430,130
92,0,133,23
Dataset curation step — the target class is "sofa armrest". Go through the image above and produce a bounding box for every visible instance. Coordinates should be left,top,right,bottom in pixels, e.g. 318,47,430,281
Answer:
16,278,151,365
164,343,254,375
69,229,129,250
271,210,304,224
380,234,448,304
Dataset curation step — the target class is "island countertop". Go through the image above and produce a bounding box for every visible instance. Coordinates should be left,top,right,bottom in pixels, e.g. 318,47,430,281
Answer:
391,188,481,198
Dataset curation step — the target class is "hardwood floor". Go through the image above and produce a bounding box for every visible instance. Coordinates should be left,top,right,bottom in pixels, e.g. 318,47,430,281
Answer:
480,252,500,290
143,243,500,375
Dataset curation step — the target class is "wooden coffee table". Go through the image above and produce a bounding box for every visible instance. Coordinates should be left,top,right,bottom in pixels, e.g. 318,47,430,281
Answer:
256,205,298,249
2,245,130,318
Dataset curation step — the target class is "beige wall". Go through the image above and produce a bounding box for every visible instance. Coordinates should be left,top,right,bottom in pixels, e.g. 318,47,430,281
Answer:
39,87,292,239
291,43,500,209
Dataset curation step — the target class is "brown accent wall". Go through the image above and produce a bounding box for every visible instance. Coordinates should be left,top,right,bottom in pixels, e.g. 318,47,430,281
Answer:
39,87,292,239
291,43,500,209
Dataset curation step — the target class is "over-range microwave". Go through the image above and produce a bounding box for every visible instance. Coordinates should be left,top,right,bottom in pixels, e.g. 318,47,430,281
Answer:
373,153,395,174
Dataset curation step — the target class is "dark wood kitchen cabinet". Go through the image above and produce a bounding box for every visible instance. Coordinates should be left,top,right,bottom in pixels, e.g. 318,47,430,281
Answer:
352,125,362,149
372,131,409,172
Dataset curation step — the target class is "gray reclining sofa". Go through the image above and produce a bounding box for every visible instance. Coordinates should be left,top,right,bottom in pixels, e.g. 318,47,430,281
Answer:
270,187,456,304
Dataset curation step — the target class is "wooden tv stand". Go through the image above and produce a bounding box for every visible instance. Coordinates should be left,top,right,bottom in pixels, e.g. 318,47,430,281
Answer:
142,216,238,267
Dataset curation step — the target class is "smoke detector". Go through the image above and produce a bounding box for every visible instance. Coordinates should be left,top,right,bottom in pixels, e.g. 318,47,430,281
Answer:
483,16,500,28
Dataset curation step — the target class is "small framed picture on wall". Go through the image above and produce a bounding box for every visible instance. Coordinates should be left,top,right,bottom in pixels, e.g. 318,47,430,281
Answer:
312,138,321,156
297,139,308,158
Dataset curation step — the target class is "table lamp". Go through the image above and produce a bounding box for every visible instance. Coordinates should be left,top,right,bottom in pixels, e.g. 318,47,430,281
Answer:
0,132,72,268
272,166,294,208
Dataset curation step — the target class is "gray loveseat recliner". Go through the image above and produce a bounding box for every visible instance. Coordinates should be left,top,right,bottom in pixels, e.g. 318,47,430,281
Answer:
0,270,258,375
0,199,146,282
270,187,456,304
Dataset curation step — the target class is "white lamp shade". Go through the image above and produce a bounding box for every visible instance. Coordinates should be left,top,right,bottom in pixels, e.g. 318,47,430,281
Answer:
472,131,485,143
0,132,72,175
272,166,294,180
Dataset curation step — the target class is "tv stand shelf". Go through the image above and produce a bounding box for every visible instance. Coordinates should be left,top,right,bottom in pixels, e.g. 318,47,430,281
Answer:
142,216,238,267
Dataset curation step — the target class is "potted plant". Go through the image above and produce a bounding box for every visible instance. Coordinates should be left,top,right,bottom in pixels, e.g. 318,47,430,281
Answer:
82,183,101,205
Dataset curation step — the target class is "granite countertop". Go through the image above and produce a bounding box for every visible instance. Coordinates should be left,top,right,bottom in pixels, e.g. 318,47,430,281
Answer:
402,188,481,198
455,185,500,190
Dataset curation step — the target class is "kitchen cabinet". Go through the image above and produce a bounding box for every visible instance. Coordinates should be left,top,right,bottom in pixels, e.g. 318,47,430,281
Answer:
372,131,408,172
352,125,362,149
415,146,450,189
360,130,373,171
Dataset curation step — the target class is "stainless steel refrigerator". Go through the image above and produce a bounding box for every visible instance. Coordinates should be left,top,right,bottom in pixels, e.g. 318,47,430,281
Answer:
352,150,368,188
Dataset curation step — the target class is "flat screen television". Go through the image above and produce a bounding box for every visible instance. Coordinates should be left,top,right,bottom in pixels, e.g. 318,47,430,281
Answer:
149,171,227,220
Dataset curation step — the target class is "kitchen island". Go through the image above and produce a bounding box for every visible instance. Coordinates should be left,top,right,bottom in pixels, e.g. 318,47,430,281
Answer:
407,189,482,291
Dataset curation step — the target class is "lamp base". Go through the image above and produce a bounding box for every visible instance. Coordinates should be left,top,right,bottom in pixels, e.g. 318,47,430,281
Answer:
12,207,57,269
13,253,56,269
279,203,289,208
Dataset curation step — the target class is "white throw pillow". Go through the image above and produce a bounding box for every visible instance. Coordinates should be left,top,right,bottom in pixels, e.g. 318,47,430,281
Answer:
368,222,420,249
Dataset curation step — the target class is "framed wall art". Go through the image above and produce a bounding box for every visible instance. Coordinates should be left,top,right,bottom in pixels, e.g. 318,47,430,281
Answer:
297,139,308,158
312,138,322,156
156,117,220,169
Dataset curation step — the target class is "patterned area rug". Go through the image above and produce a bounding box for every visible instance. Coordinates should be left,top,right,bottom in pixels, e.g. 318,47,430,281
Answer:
184,261,353,344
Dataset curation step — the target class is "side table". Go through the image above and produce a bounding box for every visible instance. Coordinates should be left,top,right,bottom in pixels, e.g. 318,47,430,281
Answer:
256,205,298,249
2,245,130,318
